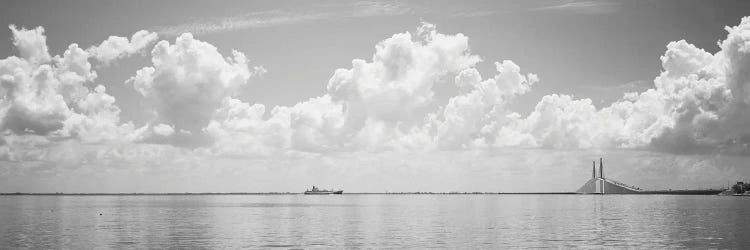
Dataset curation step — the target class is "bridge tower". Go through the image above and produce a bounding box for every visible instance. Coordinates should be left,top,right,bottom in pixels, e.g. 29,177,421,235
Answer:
577,157,640,194
592,161,596,179
600,158,604,194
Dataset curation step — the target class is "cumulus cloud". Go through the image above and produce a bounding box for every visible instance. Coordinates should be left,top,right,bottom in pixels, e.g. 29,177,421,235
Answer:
488,17,750,155
318,22,484,151
0,25,134,144
152,123,175,137
205,95,345,155
123,22,487,152
433,60,538,149
9,25,51,64
192,19,750,155
88,30,158,65
3,15,750,193
203,22,484,153
61,85,133,143
128,33,265,147
327,22,480,123
218,17,749,155
6,16,750,165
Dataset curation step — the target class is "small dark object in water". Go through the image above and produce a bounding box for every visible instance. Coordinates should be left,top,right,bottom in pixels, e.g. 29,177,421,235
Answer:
304,185,343,195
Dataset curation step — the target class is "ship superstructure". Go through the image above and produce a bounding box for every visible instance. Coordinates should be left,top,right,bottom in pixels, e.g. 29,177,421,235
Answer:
304,186,343,195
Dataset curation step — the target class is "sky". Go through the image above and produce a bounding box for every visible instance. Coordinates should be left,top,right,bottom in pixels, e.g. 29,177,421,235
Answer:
1,0,750,193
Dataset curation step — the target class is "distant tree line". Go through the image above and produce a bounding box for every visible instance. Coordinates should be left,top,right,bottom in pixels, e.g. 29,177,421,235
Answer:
732,182,750,194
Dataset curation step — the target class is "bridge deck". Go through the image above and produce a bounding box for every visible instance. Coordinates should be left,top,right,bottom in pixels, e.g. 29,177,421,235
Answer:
576,178,640,194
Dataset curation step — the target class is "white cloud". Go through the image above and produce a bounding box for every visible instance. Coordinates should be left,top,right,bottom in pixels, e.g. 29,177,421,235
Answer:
532,1,622,14
62,85,132,143
202,22,482,154
128,33,264,147
3,17,750,192
194,18,750,156
88,30,158,65
433,61,538,149
328,22,480,122
152,2,413,36
488,17,750,155
1,61,71,135
154,11,332,36
205,95,346,155
4,15,750,187
9,25,51,64
0,25,134,144
152,123,175,137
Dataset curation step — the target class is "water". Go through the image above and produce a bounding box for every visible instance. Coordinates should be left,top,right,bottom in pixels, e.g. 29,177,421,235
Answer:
0,194,748,248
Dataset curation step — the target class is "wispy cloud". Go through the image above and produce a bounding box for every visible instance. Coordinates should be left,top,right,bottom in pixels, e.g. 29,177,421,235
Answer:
152,1,413,36
449,10,498,18
154,0,624,36
434,1,622,19
352,1,413,17
532,0,622,14
153,11,330,36
586,79,654,93
609,80,653,92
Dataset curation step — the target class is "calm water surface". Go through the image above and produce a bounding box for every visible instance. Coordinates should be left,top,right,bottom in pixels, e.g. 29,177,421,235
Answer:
0,194,748,248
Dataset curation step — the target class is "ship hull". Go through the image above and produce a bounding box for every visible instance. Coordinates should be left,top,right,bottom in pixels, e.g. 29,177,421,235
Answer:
304,191,333,195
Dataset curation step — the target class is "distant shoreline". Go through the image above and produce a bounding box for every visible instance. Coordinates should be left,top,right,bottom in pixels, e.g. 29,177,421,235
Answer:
0,191,725,196
0,192,577,196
